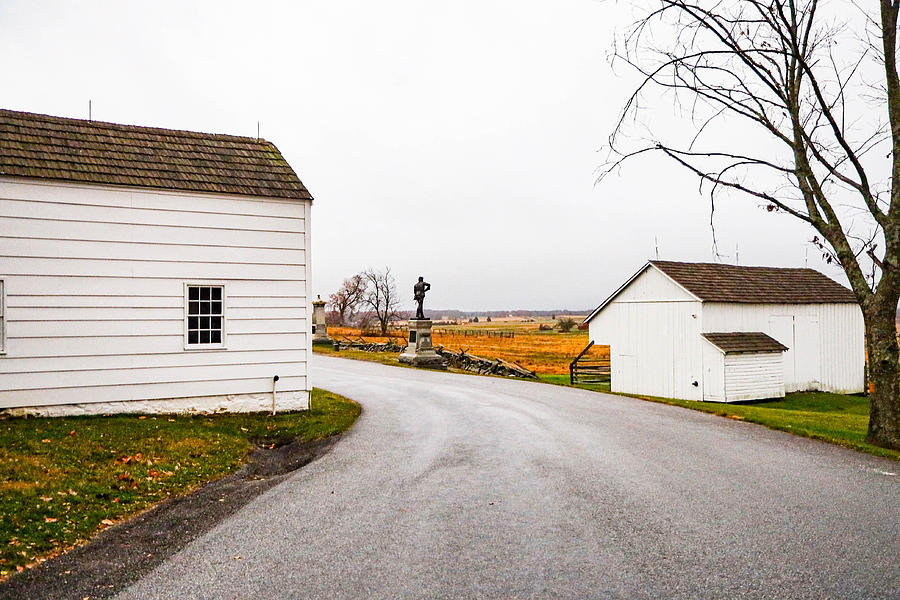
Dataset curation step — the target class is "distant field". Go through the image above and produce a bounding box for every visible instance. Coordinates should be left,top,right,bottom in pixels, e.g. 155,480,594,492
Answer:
328,318,608,375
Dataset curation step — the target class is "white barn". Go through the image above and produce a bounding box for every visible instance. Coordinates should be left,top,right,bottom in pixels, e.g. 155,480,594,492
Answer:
0,109,314,415
584,261,865,402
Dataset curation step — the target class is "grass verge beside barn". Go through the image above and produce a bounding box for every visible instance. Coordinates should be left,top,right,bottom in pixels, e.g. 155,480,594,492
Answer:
622,391,900,461
0,388,360,578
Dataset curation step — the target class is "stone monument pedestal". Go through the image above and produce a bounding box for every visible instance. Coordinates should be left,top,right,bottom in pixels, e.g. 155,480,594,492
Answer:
311,295,331,346
399,319,447,369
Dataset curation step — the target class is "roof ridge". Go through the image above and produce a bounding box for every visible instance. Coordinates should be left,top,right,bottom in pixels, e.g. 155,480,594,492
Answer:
0,108,272,145
649,259,816,272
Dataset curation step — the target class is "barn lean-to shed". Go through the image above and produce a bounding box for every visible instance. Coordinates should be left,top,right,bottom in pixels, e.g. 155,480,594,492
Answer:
584,261,865,402
0,109,314,415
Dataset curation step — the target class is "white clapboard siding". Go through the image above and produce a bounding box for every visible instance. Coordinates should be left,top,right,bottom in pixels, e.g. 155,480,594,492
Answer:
0,178,312,410
0,179,306,219
724,353,785,402
0,257,303,281
8,333,307,358
0,217,304,249
1,238,306,265
4,277,306,298
227,296,306,308
7,295,184,308
1,349,307,373
1,361,308,391
0,376,308,408
0,198,304,232
9,306,305,322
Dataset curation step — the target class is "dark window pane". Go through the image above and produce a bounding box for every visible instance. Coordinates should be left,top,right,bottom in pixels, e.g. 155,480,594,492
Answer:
211,316,221,330
211,287,222,301
211,330,221,344
188,317,199,330
189,287,199,300
200,317,210,329
200,302,210,315
211,301,222,315
199,330,210,344
188,331,199,344
189,302,199,315
200,287,210,300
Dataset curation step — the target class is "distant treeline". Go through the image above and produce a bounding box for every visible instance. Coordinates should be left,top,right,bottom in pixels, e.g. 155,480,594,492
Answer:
424,309,590,319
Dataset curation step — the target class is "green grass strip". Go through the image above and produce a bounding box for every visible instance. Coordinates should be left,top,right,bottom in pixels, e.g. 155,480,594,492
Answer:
0,388,360,576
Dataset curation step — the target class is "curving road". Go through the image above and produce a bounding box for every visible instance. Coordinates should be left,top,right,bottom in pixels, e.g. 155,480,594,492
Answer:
115,355,899,600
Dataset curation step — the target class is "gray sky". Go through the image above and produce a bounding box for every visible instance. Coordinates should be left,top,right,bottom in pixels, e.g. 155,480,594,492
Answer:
0,0,845,312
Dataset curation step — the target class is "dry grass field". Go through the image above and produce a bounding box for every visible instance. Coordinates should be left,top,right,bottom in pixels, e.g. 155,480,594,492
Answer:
329,318,609,375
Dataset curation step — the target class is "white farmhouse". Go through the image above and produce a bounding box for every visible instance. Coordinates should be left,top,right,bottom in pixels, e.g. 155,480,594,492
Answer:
584,261,865,402
0,109,314,415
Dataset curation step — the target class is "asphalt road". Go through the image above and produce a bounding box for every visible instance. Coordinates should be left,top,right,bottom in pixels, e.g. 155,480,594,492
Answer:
115,355,900,600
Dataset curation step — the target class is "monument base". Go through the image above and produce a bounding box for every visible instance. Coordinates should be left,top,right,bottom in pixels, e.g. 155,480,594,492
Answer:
399,319,447,370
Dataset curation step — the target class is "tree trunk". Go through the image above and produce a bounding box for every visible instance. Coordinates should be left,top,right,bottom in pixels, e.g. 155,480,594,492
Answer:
864,294,900,450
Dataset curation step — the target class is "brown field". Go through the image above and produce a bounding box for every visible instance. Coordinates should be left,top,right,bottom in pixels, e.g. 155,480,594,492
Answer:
328,318,609,375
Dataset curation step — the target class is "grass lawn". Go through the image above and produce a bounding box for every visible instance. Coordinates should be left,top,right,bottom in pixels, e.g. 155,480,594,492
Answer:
0,388,360,577
627,391,900,461
542,374,898,461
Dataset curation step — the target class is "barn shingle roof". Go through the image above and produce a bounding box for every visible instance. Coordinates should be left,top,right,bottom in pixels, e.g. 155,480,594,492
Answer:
650,260,856,304
702,332,788,354
0,109,311,201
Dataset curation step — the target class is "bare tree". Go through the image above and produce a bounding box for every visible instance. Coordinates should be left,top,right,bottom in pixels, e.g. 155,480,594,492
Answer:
362,267,401,335
329,273,367,326
603,0,900,449
557,317,578,333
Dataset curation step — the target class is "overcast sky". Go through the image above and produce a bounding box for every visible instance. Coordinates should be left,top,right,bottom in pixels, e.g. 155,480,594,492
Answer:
0,0,847,312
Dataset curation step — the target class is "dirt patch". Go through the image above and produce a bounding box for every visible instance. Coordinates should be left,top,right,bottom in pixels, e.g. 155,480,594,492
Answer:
0,434,342,600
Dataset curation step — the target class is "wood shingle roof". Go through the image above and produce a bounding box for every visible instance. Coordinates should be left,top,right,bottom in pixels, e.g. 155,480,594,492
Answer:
650,260,856,304
701,332,789,354
0,109,311,201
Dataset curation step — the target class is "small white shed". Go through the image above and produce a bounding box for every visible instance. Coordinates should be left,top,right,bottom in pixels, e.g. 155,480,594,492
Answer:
584,261,865,402
0,109,314,415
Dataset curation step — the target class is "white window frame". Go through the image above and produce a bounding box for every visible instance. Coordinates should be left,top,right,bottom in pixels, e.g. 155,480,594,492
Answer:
0,279,6,355
183,282,227,351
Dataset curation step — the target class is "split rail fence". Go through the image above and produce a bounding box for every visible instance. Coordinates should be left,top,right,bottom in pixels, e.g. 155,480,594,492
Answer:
569,342,611,385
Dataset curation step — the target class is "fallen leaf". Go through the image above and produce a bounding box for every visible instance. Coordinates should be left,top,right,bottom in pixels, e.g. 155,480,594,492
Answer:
148,470,159,478
40,497,52,502
45,518,57,523
100,519,115,526
112,498,119,503
69,430,76,436
168,418,175,422
138,416,146,420
41,439,51,443
16,565,24,573
232,555,242,560
68,489,77,496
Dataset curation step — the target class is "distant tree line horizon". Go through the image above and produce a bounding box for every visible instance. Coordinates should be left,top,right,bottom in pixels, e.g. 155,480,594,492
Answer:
327,270,591,332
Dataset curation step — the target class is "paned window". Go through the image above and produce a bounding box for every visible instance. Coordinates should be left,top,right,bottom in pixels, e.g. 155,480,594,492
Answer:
186,285,224,347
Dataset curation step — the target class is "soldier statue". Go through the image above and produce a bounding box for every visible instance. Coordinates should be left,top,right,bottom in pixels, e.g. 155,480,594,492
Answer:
413,276,431,320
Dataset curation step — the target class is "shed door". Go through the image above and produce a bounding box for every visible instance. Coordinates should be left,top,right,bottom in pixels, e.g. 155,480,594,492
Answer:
768,316,795,387
614,354,637,393
794,316,821,390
